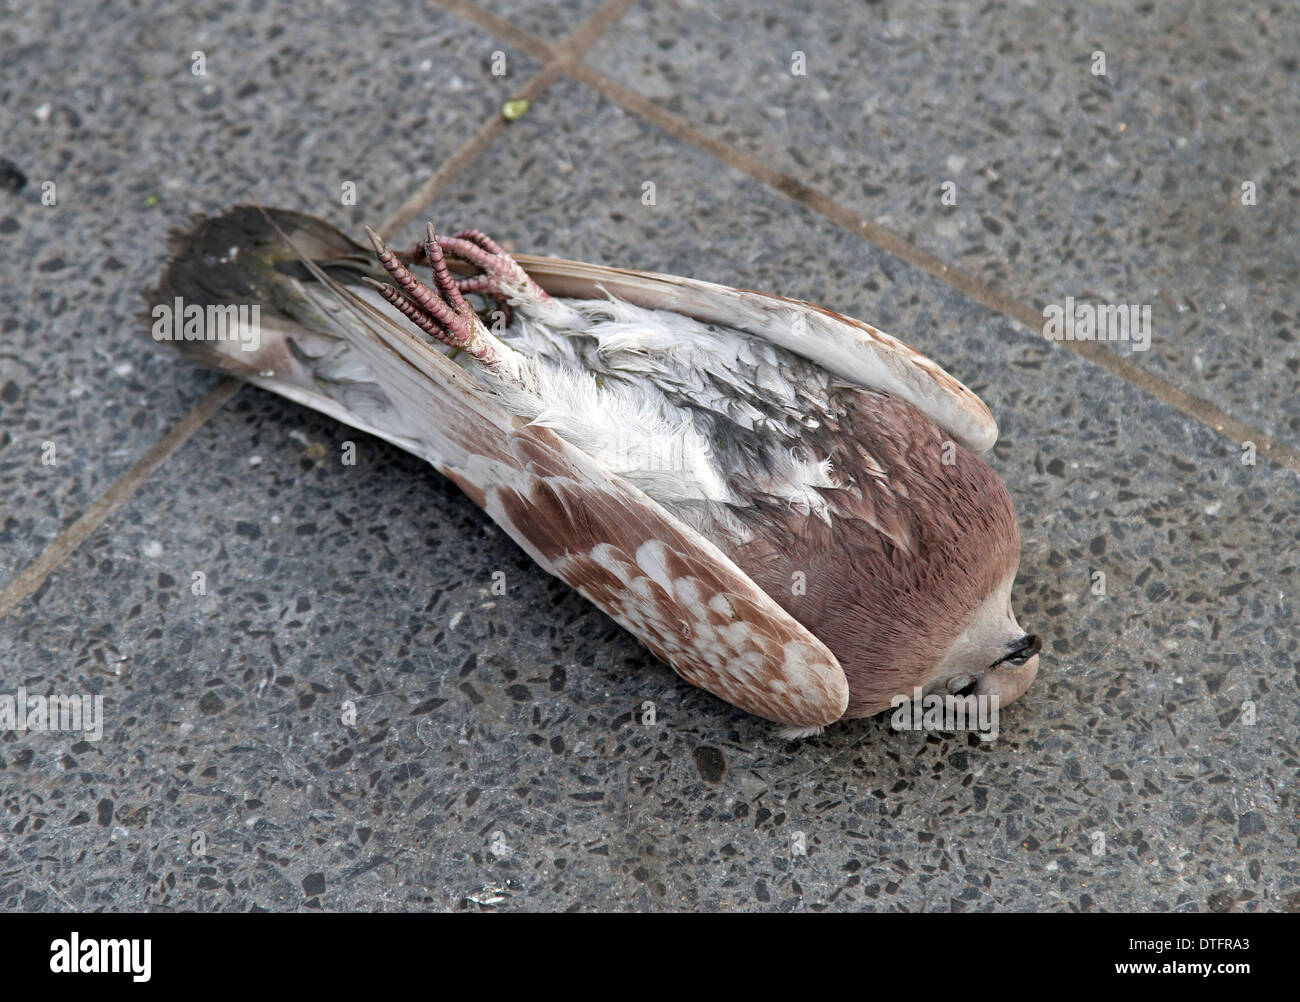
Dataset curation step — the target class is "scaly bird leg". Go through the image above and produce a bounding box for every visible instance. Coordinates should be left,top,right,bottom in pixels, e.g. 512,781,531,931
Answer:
401,223,577,329
362,224,510,369
439,228,556,322
401,227,539,328
452,276,513,329
448,228,508,257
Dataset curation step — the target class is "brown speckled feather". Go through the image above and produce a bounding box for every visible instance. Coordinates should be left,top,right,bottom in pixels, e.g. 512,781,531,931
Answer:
480,424,849,725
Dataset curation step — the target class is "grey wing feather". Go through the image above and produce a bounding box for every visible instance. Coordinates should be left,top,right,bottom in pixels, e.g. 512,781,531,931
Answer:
516,254,998,453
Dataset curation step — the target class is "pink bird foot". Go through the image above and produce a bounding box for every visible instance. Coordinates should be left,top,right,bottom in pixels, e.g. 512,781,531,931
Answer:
404,226,554,329
362,224,506,368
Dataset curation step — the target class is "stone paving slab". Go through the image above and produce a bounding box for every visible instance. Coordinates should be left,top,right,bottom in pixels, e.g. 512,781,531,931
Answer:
2,73,1295,911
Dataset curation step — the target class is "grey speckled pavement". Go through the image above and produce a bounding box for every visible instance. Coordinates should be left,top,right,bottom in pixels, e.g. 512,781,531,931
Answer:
0,0,1296,912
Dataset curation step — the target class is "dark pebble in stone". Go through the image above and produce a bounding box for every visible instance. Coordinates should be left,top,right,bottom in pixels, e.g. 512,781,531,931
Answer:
693,745,726,784
1207,890,1236,913
324,747,353,769
0,160,27,193
198,692,225,714
302,873,326,896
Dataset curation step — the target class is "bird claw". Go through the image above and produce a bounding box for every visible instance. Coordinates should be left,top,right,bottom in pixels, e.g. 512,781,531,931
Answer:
404,226,552,329
454,276,513,329
363,223,503,367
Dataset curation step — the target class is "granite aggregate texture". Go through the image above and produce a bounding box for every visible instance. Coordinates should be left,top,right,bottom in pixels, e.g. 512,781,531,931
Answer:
0,0,1296,912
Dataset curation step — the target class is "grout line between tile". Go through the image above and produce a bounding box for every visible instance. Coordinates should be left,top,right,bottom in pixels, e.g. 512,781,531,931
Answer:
375,73,550,241
0,377,241,620
378,0,637,239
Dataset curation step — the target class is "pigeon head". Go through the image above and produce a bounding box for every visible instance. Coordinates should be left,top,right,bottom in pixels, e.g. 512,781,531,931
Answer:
924,573,1042,709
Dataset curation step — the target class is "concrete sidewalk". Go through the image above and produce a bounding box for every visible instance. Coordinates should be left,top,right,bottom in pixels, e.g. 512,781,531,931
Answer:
0,0,1295,911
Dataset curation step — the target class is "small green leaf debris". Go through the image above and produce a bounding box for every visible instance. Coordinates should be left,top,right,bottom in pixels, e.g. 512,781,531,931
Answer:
501,99,530,121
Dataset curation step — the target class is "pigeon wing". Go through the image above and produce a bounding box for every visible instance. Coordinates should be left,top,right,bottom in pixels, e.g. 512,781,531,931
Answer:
517,254,998,454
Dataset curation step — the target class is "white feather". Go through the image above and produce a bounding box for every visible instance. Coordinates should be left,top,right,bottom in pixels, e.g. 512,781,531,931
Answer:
464,291,847,521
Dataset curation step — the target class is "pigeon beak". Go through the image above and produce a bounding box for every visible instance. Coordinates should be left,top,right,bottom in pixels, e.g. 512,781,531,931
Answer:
975,633,1042,707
